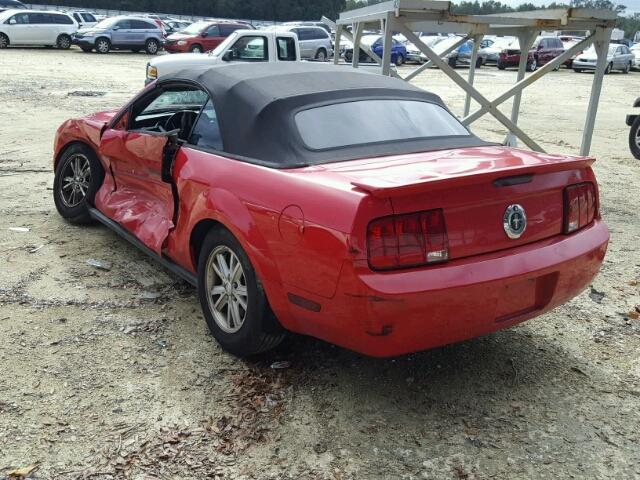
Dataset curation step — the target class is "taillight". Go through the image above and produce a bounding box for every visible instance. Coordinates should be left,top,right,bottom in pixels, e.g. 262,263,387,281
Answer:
367,209,448,270
564,182,596,234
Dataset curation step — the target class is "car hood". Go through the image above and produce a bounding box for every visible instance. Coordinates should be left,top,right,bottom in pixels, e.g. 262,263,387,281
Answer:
167,32,196,41
150,52,219,68
77,27,107,34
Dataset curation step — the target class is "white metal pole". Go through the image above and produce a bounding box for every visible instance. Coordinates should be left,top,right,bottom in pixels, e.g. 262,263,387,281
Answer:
580,26,612,156
505,30,537,146
463,34,483,117
381,14,393,76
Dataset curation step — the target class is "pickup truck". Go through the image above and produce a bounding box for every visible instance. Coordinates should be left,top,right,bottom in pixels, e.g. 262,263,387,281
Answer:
146,30,300,84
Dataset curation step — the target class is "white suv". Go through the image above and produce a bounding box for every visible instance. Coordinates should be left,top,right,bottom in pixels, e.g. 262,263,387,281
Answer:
0,9,78,49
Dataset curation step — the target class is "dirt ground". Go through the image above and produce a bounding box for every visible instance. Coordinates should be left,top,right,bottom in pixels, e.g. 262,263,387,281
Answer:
0,47,639,480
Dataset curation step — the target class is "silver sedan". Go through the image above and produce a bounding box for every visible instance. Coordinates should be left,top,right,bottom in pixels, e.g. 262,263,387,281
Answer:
573,43,634,73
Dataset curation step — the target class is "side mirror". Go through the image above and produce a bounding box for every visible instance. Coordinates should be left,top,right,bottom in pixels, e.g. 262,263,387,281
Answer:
9,18,16,25
537,44,543,50
201,31,208,38
222,50,234,61
112,25,119,31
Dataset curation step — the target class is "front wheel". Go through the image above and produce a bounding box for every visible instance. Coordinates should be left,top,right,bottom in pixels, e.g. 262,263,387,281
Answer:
315,48,327,61
95,37,110,54
145,38,160,55
56,34,71,50
197,228,285,356
527,58,537,72
475,56,483,68
629,115,640,160
53,143,104,224
497,60,506,70
605,62,612,74
623,62,631,74
189,44,202,53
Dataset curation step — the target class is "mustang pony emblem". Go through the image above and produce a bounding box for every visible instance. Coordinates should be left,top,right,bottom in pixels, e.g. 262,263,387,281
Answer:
503,204,527,239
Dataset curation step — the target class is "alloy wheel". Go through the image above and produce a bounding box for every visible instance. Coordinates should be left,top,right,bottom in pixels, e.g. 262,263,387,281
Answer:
59,154,91,208
58,36,71,49
147,40,158,54
205,246,248,334
97,39,109,53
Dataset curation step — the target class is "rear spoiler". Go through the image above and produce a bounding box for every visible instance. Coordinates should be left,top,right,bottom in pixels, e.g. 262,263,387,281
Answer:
351,155,595,198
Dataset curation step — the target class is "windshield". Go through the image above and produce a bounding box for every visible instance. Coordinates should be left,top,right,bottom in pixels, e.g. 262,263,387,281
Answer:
180,21,209,35
295,100,470,150
93,17,119,29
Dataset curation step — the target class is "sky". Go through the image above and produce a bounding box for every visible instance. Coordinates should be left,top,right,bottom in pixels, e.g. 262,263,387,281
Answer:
500,0,640,14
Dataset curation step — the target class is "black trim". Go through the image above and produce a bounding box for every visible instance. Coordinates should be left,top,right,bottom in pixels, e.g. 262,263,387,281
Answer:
88,207,197,286
493,174,534,187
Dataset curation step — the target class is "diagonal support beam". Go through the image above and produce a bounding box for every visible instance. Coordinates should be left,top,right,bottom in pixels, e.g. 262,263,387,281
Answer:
400,26,545,152
463,33,595,126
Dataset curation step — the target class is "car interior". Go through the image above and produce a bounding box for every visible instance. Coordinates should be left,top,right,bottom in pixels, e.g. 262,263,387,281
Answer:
128,87,209,142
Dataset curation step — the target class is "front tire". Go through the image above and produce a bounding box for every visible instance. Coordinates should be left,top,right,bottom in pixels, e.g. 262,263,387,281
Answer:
605,62,612,74
95,37,110,54
475,56,483,68
189,43,203,53
0,33,9,49
53,144,104,224
395,53,404,66
629,115,640,160
145,38,160,55
315,48,327,61
623,62,631,74
197,228,285,356
527,57,537,72
497,60,506,70
56,34,71,50
80,46,92,53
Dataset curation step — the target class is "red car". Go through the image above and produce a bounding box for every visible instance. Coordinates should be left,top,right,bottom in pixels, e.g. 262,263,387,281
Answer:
498,36,565,71
52,64,608,358
163,20,252,53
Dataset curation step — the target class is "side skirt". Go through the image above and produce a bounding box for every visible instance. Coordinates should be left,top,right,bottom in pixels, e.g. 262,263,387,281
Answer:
88,207,197,287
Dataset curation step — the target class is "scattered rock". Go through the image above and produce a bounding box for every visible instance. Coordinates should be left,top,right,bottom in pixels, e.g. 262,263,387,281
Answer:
589,286,605,304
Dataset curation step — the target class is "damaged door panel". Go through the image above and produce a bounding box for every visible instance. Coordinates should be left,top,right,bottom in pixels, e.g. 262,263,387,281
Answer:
96,129,177,255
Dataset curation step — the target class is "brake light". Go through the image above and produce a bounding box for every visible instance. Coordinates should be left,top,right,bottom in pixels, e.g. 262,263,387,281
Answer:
367,209,448,270
564,182,596,234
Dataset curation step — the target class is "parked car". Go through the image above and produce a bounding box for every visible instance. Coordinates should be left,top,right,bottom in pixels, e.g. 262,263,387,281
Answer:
51,62,608,358
397,32,445,63
146,30,300,84
480,36,517,65
631,43,640,70
69,11,98,28
0,9,77,50
162,19,191,35
282,21,331,35
0,0,25,13
72,16,164,54
627,97,640,159
344,34,407,65
498,36,564,71
446,39,486,68
164,20,252,53
573,44,634,73
559,35,584,67
268,25,333,60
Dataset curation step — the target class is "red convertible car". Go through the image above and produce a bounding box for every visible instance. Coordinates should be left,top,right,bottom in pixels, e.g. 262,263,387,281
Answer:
52,63,608,357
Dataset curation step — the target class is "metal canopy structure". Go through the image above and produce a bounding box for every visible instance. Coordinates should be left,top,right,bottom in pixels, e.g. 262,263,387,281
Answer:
333,0,618,155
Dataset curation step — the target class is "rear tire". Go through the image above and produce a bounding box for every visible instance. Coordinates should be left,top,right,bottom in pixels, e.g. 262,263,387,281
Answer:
629,115,640,160
448,56,457,68
189,43,203,53
497,60,506,70
0,33,9,49
53,144,104,224
573,68,582,73
197,228,285,357
344,51,353,62
56,34,71,50
527,57,537,72
395,53,404,66
315,48,327,61
623,62,631,74
475,56,483,68
145,38,160,55
95,37,110,54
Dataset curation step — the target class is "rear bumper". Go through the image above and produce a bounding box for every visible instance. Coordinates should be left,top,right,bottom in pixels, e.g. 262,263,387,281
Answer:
284,220,608,357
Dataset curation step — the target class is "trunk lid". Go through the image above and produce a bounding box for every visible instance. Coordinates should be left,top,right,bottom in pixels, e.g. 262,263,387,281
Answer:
304,146,594,260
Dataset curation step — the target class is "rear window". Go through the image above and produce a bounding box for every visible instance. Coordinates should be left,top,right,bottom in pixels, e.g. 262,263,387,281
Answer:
295,100,470,151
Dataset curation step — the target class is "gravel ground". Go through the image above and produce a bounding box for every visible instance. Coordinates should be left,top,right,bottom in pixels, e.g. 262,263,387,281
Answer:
0,48,639,480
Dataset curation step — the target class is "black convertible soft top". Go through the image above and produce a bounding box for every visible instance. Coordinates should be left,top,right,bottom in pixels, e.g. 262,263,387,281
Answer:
161,62,487,167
